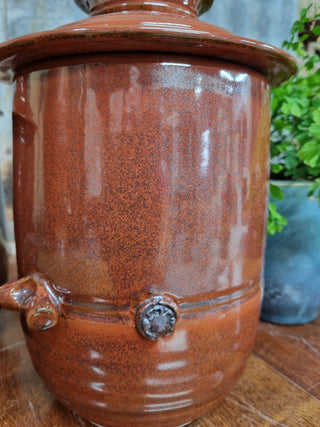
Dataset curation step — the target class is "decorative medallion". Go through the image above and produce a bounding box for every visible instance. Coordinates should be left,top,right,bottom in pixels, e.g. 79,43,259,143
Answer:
136,296,178,340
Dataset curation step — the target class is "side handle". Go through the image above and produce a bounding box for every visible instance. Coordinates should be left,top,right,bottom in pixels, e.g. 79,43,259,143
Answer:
0,273,60,331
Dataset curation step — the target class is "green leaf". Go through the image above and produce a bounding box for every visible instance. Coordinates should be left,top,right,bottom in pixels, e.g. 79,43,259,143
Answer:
312,26,320,35
290,103,303,117
280,102,291,115
299,34,309,42
306,60,315,70
313,109,320,124
267,222,277,235
300,8,308,21
270,5,320,185
307,182,319,196
297,97,309,108
284,152,300,170
299,140,320,167
267,202,288,235
300,6,312,22
309,123,320,139
268,201,277,215
271,163,284,174
273,119,286,131
269,183,284,201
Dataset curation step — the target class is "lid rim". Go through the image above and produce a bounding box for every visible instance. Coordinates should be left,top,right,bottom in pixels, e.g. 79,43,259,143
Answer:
0,15,297,86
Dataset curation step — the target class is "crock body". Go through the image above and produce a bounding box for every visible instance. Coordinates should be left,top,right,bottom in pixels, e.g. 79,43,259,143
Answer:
12,53,269,426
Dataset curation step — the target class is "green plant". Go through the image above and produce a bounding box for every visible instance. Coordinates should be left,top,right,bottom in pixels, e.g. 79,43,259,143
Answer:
268,4,320,235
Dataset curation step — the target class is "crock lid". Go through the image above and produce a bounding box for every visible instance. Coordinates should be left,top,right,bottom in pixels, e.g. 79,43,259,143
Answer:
0,0,296,86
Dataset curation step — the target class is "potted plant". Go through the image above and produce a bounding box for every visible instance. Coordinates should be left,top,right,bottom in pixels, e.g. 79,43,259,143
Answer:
262,5,320,324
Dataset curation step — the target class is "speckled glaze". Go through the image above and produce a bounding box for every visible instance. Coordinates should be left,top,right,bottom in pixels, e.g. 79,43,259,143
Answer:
0,1,296,426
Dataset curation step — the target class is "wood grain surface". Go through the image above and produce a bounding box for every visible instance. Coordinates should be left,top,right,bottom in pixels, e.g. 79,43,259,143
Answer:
0,260,319,426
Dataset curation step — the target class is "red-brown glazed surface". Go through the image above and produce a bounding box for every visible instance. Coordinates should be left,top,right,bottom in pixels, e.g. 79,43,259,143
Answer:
0,274,60,330
13,55,270,304
0,0,296,425
11,54,268,425
23,291,261,427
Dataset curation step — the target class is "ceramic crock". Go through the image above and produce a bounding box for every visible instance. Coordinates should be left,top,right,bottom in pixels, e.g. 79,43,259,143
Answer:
262,180,320,325
0,1,295,425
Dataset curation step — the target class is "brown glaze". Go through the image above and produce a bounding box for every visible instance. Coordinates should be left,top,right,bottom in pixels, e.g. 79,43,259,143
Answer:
0,1,296,426
2,309,320,426
23,291,261,427
74,0,214,16
0,274,60,330
0,4,296,86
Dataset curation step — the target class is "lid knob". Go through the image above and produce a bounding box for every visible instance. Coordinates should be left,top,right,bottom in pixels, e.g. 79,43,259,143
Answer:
74,0,214,17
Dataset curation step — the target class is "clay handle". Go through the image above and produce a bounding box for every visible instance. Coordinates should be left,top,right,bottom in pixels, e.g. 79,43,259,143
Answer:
0,274,60,330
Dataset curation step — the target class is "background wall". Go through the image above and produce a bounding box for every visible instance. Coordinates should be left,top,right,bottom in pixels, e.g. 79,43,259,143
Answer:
202,0,299,48
300,0,320,11
0,0,306,253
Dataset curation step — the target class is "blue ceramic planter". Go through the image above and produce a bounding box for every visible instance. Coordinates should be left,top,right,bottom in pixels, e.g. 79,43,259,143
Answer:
262,180,320,324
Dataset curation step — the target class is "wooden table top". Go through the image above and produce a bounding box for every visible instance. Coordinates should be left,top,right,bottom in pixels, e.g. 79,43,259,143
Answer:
1,262,319,426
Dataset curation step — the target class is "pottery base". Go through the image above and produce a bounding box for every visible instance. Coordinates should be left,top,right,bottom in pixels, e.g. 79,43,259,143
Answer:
22,285,261,427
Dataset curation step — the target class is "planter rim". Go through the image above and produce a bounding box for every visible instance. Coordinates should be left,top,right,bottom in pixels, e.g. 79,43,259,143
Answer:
270,179,316,187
